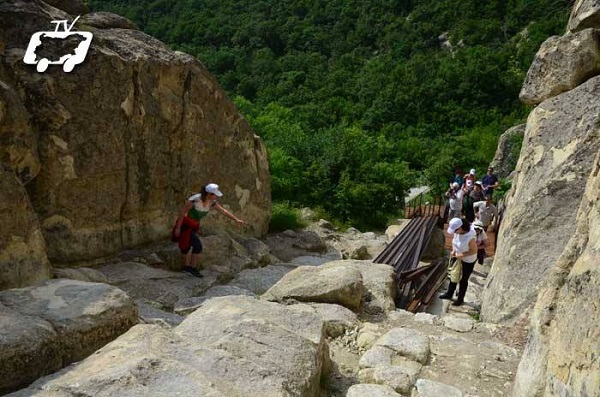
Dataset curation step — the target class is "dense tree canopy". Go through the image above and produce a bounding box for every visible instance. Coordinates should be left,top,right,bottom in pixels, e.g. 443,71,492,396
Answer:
90,0,572,229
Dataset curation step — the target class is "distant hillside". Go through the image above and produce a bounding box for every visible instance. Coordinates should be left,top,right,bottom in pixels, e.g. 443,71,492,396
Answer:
90,0,572,228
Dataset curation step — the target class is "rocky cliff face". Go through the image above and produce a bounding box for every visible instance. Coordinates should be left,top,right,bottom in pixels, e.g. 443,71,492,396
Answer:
481,1,600,395
0,1,270,283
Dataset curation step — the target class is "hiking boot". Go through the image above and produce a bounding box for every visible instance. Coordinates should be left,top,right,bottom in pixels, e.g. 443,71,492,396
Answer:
182,266,203,278
451,299,464,306
439,292,454,300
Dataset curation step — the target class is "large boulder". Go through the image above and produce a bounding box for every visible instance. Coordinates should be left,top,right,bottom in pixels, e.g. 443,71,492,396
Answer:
481,75,600,323
11,296,331,396
0,279,137,393
568,0,600,33
0,1,270,265
265,229,328,262
262,261,367,311
511,151,600,397
0,168,50,290
519,29,600,105
341,260,396,313
0,303,60,395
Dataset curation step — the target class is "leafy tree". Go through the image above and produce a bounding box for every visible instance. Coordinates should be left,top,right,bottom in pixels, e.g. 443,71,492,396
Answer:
90,0,572,229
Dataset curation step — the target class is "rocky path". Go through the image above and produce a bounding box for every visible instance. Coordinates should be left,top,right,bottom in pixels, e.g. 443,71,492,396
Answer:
324,297,522,396
4,220,526,396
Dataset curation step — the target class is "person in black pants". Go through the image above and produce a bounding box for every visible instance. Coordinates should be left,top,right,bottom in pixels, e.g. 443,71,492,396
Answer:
440,217,477,306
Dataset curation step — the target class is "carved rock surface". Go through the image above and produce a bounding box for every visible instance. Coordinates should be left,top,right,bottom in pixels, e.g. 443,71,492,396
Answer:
0,1,270,265
482,75,600,323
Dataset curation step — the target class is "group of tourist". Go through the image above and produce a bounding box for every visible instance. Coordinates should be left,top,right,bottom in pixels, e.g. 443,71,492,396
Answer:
441,166,500,306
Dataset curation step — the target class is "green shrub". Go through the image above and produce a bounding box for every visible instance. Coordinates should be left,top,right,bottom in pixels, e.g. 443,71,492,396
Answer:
269,201,306,232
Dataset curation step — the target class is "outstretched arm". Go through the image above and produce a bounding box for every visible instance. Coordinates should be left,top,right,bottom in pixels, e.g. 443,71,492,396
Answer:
214,202,246,225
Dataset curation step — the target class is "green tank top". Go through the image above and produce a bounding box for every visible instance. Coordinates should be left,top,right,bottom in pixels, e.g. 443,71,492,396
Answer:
187,194,214,221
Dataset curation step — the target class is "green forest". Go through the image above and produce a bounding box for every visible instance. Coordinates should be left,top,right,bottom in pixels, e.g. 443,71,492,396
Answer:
89,0,572,229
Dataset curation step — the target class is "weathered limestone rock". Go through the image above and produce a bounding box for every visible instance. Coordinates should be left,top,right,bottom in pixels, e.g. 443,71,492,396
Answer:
0,1,270,265
0,168,50,290
230,263,297,295
136,300,184,327
12,296,330,396
490,124,526,179
0,81,40,182
262,261,365,311
265,229,328,262
357,323,384,349
0,303,60,395
97,262,214,306
442,315,475,333
347,384,402,397
414,313,438,325
8,324,231,397
324,260,396,314
175,296,330,396
359,365,416,394
233,235,275,266
173,285,255,315
568,0,600,33
0,279,137,393
412,379,463,397
512,151,600,397
374,327,430,364
288,302,360,338
519,29,600,105
482,75,600,323
52,267,108,283
80,11,139,30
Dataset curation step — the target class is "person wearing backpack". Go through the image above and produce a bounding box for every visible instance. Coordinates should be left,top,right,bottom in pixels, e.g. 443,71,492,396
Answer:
174,183,245,277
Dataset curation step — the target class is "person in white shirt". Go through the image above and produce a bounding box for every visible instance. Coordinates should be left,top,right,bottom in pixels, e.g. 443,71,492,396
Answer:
440,217,477,306
445,182,464,219
473,220,488,265
473,194,498,231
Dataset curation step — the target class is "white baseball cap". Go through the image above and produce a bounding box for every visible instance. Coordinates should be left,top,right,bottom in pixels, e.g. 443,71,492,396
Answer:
447,218,463,234
205,183,223,197
470,168,476,175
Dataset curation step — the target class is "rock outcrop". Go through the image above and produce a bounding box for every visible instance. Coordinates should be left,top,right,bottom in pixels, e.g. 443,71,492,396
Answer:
482,74,600,323
519,29,600,105
0,279,137,394
511,151,600,397
10,296,331,396
483,3,600,395
0,1,270,268
568,0,600,33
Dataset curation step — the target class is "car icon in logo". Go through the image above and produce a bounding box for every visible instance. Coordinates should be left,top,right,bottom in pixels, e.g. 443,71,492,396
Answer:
23,16,93,73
